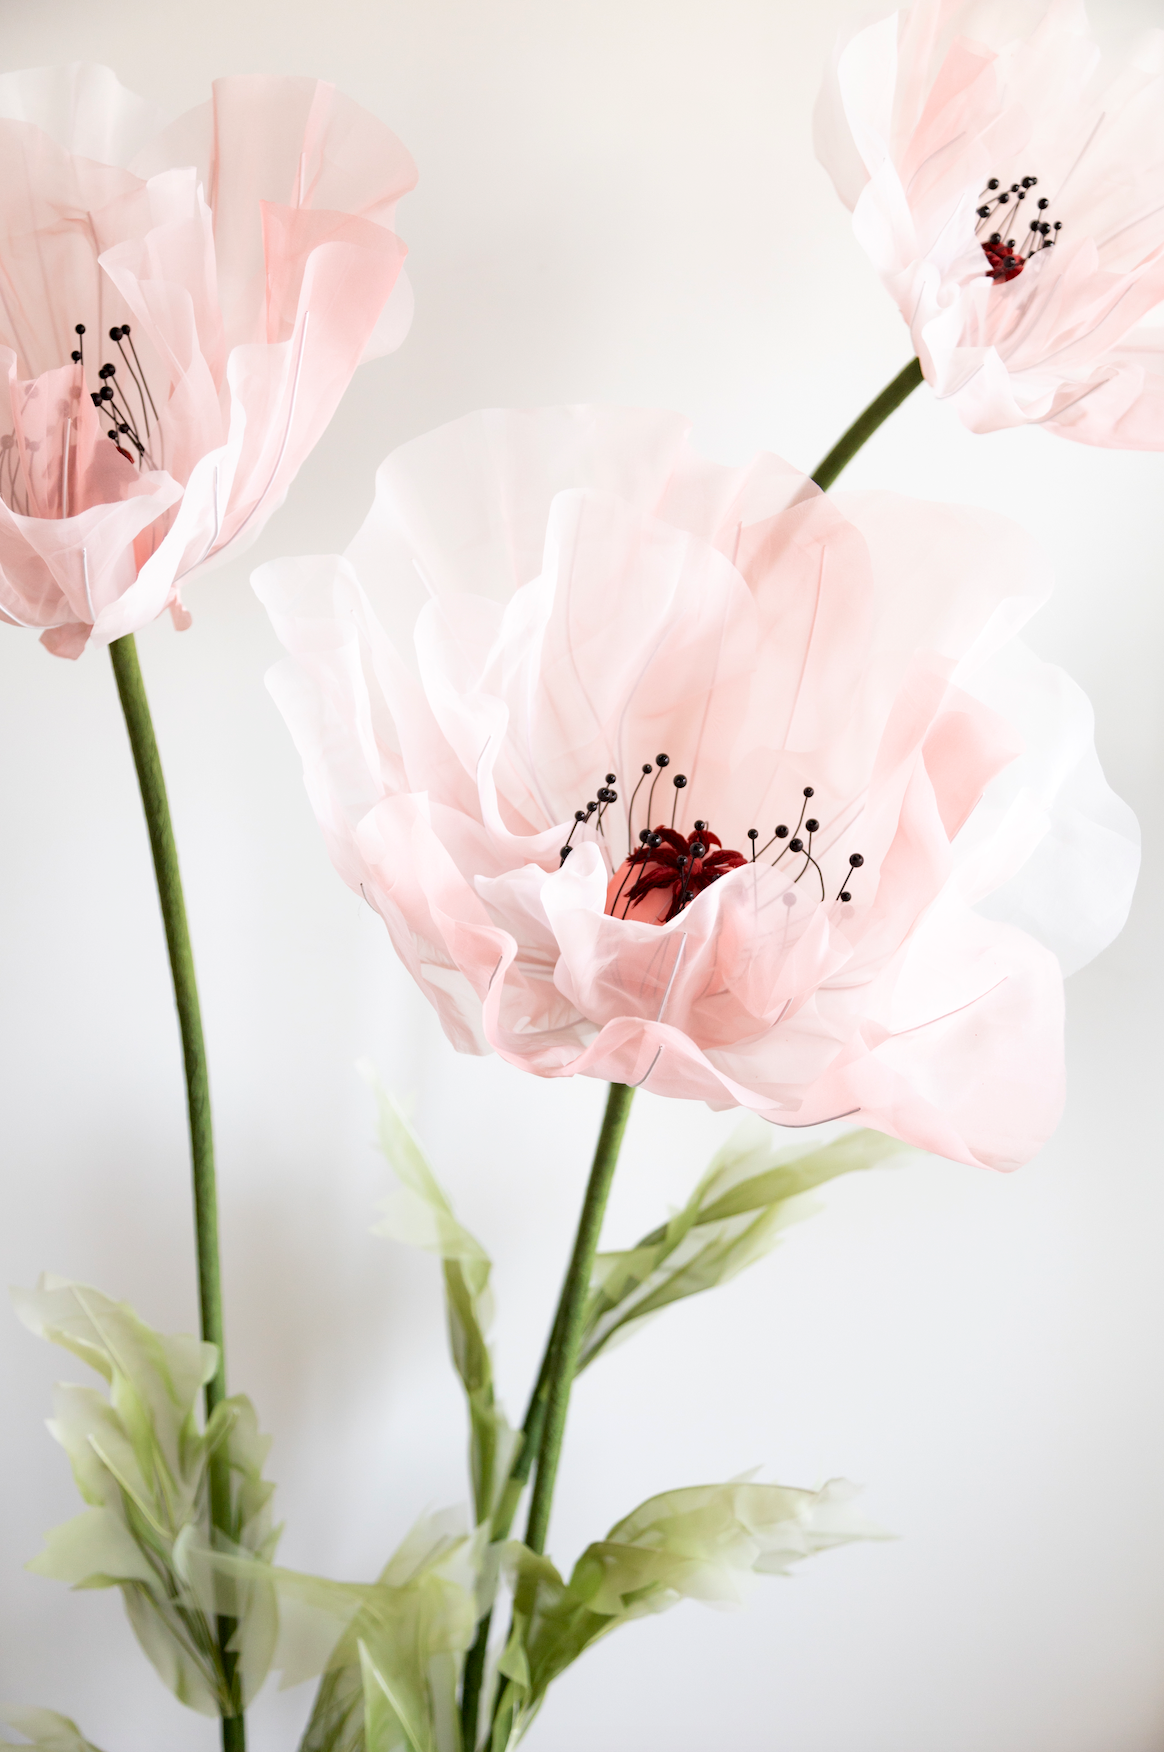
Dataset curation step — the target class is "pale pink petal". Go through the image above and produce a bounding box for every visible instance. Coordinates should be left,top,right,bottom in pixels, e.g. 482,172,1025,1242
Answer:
816,0,1164,446
258,407,1137,1168
0,66,415,655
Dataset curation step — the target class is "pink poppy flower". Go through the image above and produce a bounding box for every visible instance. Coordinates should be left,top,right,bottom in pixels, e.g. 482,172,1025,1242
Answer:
255,407,1138,1170
0,63,416,657
815,1,1164,446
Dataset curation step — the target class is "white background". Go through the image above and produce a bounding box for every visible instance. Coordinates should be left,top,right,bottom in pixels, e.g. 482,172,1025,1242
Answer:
1,1,1163,1748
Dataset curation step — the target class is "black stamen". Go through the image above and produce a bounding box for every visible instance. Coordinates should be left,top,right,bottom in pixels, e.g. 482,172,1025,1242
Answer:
670,773,687,830
773,788,813,865
835,851,864,903
120,324,160,425
559,807,589,864
627,762,655,855
110,329,151,446
793,823,826,900
645,754,669,829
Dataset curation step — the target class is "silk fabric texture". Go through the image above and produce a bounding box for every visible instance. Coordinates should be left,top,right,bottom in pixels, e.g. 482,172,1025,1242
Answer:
815,0,1164,446
256,406,1138,1170
0,63,416,656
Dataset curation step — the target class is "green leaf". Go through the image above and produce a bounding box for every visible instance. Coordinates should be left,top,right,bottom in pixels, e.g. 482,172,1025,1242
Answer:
0,1710,108,1752
363,1067,518,1527
580,1123,909,1368
14,1278,279,1718
499,1476,884,1733
27,1507,156,1590
274,1509,481,1752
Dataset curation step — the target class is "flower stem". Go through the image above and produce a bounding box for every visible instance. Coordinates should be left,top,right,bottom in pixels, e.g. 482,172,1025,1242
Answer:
108,632,243,1750
461,1082,634,1751
458,1337,555,1749
524,1080,634,1555
459,1296,566,1749
810,355,924,491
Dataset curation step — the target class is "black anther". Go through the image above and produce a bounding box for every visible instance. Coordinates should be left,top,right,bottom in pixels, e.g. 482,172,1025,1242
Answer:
789,838,804,853
109,326,123,341
989,232,1002,244
559,846,572,861
672,774,687,789
98,363,115,379
977,206,991,218
605,772,616,784
74,323,85,335
70,351,81,363
804,818,819,833
747,828,758,841
849,853,864,868
987,178,1000,190
774,825,788,839
655,753,670,767
803,786,814,798
1037,198,1049,210
639,828,652,843
690,843,706,860
1022,176,1037,188
840,891,852,903
574,810,586,822
694,819,707,832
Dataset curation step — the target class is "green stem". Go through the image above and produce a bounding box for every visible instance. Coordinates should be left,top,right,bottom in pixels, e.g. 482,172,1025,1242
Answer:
463,1083,635,1752
458,1331,558,1751
524,1082,634,1555
108,632,243,1749
810,355,924,491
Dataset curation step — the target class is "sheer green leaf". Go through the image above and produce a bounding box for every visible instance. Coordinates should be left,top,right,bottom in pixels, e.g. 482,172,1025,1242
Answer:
28,1507,156,1589
14,1278,279,1717
496,1477,884,1736
255,1508,483,1752
580,1124,909,1368
0,1709,108,1752
363,1068,518,1526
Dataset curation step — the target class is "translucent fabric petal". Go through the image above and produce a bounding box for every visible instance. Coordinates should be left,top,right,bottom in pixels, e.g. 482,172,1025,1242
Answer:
0,64,416,658
815,0,1164,447
257,405,1138,1170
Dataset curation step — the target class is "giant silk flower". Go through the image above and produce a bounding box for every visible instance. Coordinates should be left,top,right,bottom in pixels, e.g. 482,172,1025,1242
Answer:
256,406,1138,1170
0,63,416,657
815,0,1164,446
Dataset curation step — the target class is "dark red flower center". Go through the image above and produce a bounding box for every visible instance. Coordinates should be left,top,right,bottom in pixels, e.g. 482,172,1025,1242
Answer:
608,825,747,922
982,238,1025,284
974,174,1062,285
559,758,866,926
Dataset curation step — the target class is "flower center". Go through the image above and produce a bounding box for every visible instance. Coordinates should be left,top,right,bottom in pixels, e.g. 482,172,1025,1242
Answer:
974,177,1062,283
0,321,163,518
610,824,747,923
86,324,162,469
558,757,865,926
